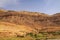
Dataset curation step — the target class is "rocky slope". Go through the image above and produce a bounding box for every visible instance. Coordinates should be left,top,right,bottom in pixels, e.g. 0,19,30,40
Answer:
0,9,60,37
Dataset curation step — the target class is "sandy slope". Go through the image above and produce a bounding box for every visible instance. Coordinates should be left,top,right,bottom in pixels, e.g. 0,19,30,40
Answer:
0,21,36,36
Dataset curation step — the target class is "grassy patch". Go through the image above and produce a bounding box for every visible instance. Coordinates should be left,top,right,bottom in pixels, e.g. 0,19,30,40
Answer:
0,32,60,40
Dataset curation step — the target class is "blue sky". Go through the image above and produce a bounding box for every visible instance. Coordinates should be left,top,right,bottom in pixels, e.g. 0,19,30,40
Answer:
0,0,60,14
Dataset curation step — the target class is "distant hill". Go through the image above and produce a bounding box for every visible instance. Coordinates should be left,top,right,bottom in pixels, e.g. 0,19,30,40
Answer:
0,9,60,37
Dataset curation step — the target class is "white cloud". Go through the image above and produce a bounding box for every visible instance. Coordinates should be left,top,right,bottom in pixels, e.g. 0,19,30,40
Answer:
0,0,19,7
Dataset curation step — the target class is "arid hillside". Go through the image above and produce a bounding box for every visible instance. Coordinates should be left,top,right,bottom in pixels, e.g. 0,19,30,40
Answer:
0,9,60,36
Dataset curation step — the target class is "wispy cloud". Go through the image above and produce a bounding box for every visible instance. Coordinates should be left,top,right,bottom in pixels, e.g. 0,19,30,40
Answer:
0,0,19,8
0,0,7,7
44,0,52,6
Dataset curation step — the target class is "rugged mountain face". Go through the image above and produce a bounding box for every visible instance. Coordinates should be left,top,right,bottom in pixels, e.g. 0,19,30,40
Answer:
0,10,48,32
0,10,60,36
